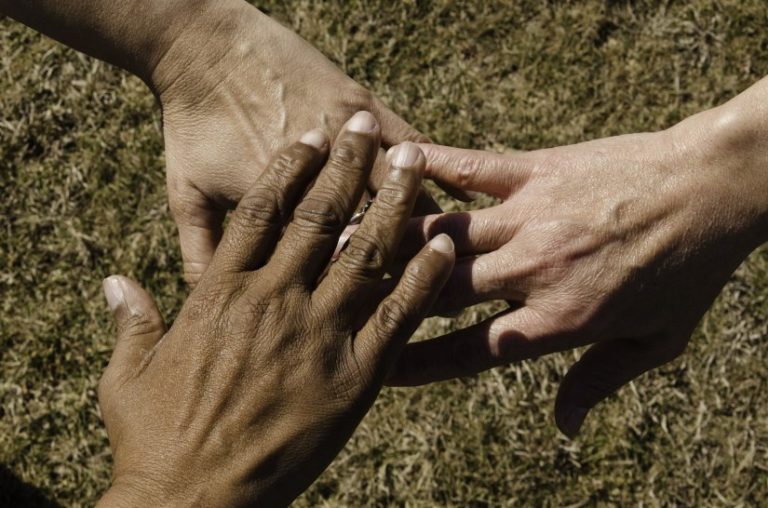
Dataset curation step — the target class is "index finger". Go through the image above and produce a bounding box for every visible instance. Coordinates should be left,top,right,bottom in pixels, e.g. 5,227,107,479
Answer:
316,142,425,308
270,111,381,287
417,144,531,199
206,130,328,276
386,307,591,386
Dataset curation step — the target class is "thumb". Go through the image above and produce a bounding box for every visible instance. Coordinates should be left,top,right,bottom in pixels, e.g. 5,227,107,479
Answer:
102,276,166,373
554,336,681,438
169,182,226,288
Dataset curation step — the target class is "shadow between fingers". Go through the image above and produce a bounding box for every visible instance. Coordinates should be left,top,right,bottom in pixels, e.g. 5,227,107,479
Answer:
0,464,63,508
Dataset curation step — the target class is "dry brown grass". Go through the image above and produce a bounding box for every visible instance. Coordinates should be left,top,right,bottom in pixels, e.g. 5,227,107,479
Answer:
1,1,767,506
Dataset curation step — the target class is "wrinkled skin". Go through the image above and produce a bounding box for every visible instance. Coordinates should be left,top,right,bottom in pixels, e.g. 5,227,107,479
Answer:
390,78,768,437
96,113,455,507
0,0,434,287
155,1,437,285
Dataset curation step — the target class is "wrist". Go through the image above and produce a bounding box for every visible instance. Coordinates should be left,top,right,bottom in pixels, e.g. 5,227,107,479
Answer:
672,81,768,249
97,469,274,508
97,478,217,508
97,482,173,508
148,0,268,101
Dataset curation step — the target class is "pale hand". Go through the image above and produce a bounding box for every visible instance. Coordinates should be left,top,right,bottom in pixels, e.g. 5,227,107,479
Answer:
389,79,768,437
154,1,433,285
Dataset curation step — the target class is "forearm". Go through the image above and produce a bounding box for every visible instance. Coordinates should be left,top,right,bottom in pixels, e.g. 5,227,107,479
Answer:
0,0,245,89
722,77,768,243
672,76,768,249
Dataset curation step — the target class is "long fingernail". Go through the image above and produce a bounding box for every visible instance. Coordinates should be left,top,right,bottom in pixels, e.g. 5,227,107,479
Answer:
561,407,589,438
389,142,423,168
102,276,124,312
429,233,454,254
347,111,377,133
300,128,328,149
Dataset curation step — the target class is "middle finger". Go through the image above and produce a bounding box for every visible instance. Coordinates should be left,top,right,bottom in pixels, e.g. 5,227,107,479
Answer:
316,142,424,311
272,111,380,287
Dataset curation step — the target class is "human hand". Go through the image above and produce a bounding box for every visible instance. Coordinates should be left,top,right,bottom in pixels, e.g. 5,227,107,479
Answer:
152,0,436,285
389,80,768,437
0,0,437,286
95,112,455,507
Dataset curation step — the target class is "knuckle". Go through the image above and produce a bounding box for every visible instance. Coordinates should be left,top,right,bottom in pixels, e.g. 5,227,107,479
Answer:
270,147,308,181
236,187,283,229
347,86,374,109
340,232,386,276
96,370,114,402
119,312,163,339
374,180,413,213
330,139,368,169
455,156,484,188
403,260,435,292
293,194,345,233
535,150,566,173
183,268,203,289
375,297,412,335
185,273,240,318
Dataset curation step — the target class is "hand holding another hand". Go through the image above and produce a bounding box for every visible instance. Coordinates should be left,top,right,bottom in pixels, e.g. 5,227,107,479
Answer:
390,81,768,437
154,0,435,285
96,112,454,507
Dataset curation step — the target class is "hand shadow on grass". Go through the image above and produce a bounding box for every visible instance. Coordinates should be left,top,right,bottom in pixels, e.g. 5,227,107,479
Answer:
0,465,63,508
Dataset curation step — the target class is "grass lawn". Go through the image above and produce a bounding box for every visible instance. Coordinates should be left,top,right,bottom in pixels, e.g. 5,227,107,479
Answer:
1,1,767,505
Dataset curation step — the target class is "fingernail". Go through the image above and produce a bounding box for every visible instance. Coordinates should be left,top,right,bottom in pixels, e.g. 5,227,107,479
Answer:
102,276,124,312
561,407,589,438
429,233,454,254
299,128,328,149
347,111,377,133
389,142,423,168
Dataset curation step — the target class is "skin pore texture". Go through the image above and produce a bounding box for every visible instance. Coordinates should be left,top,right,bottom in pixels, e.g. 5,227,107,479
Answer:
2,0,767,503
0,0,435,287
95,113,455,507
390,76,768,436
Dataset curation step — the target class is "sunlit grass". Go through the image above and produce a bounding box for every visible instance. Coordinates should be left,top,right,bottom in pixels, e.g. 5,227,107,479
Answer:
1,1,767,505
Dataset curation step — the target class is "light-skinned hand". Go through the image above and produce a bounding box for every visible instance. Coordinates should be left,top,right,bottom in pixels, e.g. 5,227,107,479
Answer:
156,1,438,285
389,78,768,437
1,0,437,288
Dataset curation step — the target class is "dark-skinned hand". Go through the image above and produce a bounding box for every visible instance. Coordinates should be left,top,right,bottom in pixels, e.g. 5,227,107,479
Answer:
96,112,455,507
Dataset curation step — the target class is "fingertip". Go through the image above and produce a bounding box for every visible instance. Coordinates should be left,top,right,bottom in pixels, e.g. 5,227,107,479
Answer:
299,128,329,151
429,233,454,255
386,142,425,170
102,276,124,314
102,275,159,321
347,110,379,134
556,406,589,439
